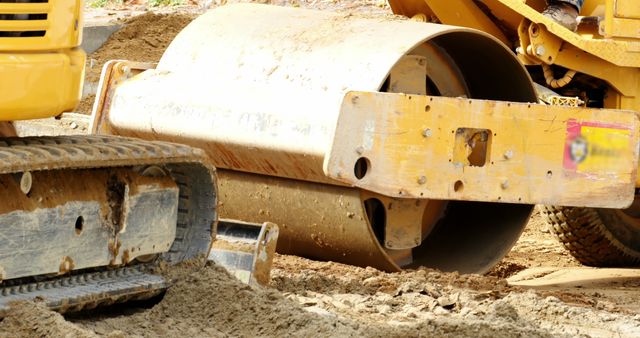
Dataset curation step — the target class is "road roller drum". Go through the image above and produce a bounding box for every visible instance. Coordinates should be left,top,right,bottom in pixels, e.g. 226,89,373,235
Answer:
91,4,639,273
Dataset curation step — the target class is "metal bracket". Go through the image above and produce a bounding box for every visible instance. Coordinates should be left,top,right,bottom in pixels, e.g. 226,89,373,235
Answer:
324,91,640,208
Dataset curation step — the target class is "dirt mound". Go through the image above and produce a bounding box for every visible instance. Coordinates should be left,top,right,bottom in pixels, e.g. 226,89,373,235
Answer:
2,254,637,338
66,261,557,338
0,302,101,338
72,262,366,337
487,261,528,279
85,12,195,84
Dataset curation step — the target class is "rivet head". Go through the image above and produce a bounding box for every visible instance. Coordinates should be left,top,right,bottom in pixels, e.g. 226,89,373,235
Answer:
356,146,364,155
501,180,509,190
503,150,514,160
422,129,432,137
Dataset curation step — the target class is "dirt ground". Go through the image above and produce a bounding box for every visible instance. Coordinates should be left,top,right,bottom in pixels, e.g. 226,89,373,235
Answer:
2,212,639,337
4,1,640,337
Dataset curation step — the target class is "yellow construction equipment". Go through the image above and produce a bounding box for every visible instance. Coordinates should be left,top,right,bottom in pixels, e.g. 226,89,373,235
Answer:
387,0,640,266
91,2,640,274
0,0,276,314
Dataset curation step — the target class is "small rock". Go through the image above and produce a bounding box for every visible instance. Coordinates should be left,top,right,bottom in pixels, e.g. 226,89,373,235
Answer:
107,330,126,338
490,302,520,321
437,296,456,309
304,306,335,317
362,276,381,287
297,297,317,307
376,304,392,314
599,313,616,322
330,300,350,310
459,307,473,318
433,307,450,316
354,303,370,313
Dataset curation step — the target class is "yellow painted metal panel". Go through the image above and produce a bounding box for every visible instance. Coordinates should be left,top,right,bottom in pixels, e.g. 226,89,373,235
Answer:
0,49,85,121
505,0,640,67
0,0,81,51
500,0,640,67
324,91,640,208
409,0,510,46
392,0,640,67
553,44,640,97
582,0,605,16
615,0,640,19
0,3,51,14
607,17,640,39
0,20,49,31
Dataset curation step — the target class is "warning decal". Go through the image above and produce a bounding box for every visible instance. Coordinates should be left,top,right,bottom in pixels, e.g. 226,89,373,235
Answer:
563,119,632,175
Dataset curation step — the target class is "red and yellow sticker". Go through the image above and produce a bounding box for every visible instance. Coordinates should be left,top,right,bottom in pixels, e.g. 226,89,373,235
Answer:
564,119,632,175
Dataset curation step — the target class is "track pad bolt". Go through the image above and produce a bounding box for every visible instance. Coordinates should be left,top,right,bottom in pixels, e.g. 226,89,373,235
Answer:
20,172,32,195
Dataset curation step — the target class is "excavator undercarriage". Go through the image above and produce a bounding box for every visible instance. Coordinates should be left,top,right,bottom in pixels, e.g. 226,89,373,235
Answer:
0,135,216,313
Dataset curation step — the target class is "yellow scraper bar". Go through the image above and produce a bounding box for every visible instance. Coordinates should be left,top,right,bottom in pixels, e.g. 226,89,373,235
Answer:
324,91,640,209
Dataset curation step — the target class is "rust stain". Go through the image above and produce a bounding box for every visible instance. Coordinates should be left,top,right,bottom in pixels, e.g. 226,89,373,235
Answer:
0,122,16,137
108,239,122,266
59,256,75,274
121,249,131,265
211,143,243,168
262,159,278,174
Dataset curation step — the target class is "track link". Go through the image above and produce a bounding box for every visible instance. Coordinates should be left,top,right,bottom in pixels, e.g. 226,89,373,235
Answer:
0,135,210,174
0,266,165,315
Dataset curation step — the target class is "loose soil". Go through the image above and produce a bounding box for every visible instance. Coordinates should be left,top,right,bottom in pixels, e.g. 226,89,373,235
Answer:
1,210,638,337
85,11,195,84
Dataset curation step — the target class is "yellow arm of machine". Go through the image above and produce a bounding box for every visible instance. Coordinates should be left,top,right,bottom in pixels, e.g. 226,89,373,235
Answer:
389,0,640,112
0,0,85,121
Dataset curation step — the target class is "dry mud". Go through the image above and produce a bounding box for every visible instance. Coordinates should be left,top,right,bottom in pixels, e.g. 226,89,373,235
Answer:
1,212,639,338
2,238,639,337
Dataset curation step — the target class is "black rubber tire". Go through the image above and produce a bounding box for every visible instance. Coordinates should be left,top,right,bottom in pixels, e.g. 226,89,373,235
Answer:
541,205,640,266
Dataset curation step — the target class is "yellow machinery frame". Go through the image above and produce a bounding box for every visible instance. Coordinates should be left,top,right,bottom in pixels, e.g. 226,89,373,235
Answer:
390,0,640,110
389,0,640,183
0,0,85,121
